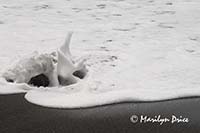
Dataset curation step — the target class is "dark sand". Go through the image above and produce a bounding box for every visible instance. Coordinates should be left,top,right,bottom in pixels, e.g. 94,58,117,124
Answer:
0,94,200,133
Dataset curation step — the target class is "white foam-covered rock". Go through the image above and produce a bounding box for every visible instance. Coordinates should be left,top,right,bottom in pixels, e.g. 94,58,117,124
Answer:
0,32,87,93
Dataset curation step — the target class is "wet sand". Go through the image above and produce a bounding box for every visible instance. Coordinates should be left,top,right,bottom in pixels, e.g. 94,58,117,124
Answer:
0,94,199,133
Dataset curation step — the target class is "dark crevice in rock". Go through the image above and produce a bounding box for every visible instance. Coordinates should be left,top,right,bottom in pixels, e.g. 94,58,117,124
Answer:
6,79,14,83
73,70,87,79
28,74,49,87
